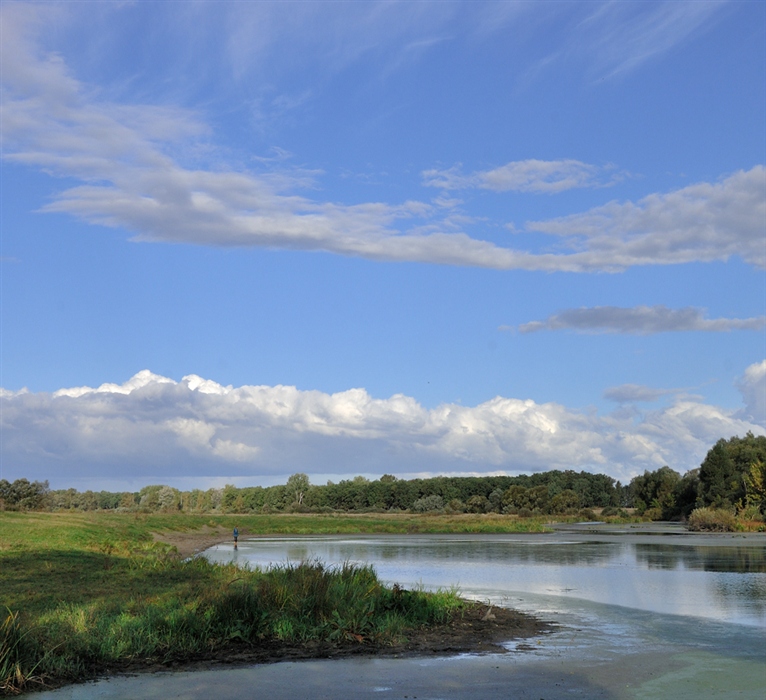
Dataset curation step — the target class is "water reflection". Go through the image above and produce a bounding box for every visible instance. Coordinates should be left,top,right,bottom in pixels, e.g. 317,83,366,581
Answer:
633,543,766,573
206,535,766,628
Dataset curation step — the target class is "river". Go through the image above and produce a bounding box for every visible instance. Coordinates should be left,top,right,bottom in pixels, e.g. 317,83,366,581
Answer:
33,523,766,699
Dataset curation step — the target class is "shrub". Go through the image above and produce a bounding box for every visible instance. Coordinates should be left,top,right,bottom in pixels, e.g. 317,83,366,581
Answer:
446,499,465,513
687,507,738,532
548,490,580,514
465,495,489,514
737,504,764,522
411,495,444,513
642,507,663,521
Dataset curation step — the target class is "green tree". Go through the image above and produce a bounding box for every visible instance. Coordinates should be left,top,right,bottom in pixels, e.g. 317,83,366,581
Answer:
501,485,527,513
672,469,700,519
548,489,580,514
743,460,766,514
411,494,444,512
286,473,311,505
0,479,49,510
698,434,766,509
466,494,489,513
629,467,680,519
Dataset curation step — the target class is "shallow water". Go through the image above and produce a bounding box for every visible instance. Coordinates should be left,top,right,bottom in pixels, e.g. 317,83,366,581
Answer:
206,531,766,627
34,528,766,699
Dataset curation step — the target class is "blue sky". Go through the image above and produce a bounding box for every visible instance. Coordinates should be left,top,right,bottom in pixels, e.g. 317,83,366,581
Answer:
1,0,764,491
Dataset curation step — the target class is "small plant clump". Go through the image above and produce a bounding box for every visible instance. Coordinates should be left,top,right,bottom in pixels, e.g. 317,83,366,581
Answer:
0,553,463,695
687,507,738,532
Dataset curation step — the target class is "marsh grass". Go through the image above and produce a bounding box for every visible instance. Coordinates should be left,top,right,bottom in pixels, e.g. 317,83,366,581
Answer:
4,557,464,693
0,512,469,695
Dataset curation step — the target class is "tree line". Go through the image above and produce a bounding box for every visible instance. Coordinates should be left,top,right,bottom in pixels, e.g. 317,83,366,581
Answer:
2,433,764,518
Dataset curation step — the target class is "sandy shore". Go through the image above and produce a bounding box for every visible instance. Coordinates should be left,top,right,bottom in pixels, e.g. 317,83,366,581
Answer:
153,525,236,558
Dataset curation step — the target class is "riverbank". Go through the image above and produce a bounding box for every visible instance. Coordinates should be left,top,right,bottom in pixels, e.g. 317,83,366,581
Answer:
0,512,553,696
105,601,550,675
24,527,766,700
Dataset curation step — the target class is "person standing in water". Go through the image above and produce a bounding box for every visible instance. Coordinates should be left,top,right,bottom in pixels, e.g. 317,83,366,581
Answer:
233,526,239,549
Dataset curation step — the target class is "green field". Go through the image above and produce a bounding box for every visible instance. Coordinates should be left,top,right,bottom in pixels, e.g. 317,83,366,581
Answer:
0,511,554,695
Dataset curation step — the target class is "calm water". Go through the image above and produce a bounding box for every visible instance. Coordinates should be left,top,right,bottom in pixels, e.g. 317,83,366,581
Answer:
205,532,766,627
34,529,766,699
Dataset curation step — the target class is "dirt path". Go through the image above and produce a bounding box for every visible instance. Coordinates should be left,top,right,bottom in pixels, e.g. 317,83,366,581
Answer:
153,525,234,558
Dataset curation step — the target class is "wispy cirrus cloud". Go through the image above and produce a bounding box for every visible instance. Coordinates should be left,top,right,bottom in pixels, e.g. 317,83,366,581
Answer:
513,305,766,335
525,0,728,82
421,159,616,194
1,4,762,272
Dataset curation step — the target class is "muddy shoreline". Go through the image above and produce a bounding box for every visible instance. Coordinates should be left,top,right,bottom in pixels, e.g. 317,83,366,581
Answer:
152,525,237,557
96,530,554,687
130,531,552,676
101,602,553,679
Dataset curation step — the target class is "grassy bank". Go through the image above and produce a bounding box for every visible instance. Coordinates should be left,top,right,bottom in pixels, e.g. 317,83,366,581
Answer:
0,510,554,548
1,511,552,695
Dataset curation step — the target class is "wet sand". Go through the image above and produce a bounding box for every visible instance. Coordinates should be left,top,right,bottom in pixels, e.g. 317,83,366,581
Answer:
153,525,233,558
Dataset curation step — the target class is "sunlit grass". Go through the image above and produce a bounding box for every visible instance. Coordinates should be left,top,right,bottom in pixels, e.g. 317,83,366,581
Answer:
0,512,480,694
2,554,464,694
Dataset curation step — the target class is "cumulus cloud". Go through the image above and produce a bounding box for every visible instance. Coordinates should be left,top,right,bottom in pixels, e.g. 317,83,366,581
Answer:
515,305,766,335
737,360,766,425
422,159,608,193
1,369,763,488
1,5,763,272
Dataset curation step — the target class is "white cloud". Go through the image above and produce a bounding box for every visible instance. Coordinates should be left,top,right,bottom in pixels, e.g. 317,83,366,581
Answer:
736,360,766,425
515,305,766,334
1,4,762,273
526,167,766,270
422,159,607,193
1,369,763,488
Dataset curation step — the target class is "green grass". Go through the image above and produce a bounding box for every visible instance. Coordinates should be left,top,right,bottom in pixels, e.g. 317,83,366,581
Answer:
1,555,462,694
2,512,504,695
0,510,552,550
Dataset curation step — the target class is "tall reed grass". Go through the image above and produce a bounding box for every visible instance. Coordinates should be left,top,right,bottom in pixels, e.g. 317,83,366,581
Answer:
1,555,463,695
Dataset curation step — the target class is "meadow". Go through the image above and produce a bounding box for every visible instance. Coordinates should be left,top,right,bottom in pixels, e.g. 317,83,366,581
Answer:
0,511,553,695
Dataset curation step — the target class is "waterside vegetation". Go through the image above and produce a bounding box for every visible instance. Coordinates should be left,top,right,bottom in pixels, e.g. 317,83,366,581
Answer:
3,434,764,532
1,512,484,695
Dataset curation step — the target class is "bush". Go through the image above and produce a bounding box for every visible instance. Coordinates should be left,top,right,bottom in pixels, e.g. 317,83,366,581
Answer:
411,495,444,513
446,499,465,513
687,507,738,532
548,489,580,514
517,508,533,519
285,503,312,513
577,509,598,521
465,495,489,514
738,504,765,522
601,507,630,519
